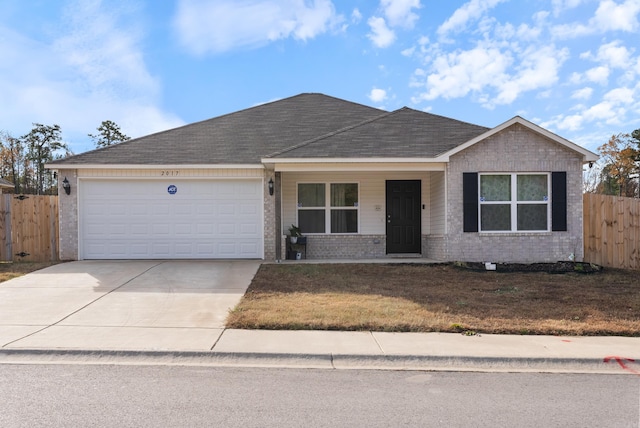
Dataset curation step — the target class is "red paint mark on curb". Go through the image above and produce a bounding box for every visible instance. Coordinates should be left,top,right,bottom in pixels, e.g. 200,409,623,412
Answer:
603,356,640,375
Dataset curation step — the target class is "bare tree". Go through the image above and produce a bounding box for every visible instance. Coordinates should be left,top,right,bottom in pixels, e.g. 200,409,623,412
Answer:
582,163,601,194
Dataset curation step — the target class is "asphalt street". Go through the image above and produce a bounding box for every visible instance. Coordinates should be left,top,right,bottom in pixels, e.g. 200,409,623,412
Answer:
1,364,638,427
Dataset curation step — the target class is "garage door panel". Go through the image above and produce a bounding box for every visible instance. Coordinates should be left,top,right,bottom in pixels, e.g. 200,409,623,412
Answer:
175,205,193,215
81,179,263,259
239,242,259,256
130,224,149,235
197,204,215,215
240,223,258,234
174,224,193,235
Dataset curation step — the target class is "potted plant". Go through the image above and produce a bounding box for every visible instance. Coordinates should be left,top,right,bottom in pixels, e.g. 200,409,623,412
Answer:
288,224,302,244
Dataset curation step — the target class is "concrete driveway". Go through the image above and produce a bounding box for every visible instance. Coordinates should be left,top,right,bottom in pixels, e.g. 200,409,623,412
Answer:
0,260,260,352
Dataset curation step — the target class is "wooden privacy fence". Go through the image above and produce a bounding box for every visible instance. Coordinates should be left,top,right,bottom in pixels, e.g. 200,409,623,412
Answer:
0,194,59,262
583,193,640,270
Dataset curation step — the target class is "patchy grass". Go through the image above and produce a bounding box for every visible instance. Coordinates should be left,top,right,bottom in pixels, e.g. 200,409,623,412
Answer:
226,263,640,336
0,262,60,283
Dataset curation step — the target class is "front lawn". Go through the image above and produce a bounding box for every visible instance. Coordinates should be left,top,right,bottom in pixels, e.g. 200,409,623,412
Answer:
226,263,640,336
0,262,60,283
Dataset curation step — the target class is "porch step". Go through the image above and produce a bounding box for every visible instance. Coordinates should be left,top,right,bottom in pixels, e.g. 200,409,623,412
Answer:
387,253,422,258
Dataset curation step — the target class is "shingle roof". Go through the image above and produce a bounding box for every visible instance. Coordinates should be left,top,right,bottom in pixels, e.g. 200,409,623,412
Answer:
48,93,489,166
0,178,14,188
49,93,384,166
265,107,489,159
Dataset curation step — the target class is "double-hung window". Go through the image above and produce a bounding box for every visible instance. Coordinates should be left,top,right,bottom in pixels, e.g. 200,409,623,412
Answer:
297,183,359,234
479,173,549,232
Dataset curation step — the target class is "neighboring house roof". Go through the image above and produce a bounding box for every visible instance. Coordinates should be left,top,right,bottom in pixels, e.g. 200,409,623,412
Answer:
48,93,384,166
264,107,489,159
0,178,15,188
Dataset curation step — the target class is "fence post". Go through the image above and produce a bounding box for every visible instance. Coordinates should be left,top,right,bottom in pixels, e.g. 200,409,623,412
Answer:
0,195,11,261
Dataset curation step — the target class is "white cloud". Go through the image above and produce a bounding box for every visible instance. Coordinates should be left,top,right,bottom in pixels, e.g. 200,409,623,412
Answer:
585,66,610,85
552,0,640,38
368,87,388,103
0,0,183,153
54,0,158,96
571,87,593,100
595,41,633,69
367,16,396,48
603,87,635,104
555,114,585,131
413,41,567,107
415,45,512,101
582,101,621,124
591,0,640,32
546,85,636,133
174,0,342,55
351,8,362,23
381,0,421,28
401,46,415,57
551,0,586,16
366,0,421,48
494,45,568,105
437,0,506,37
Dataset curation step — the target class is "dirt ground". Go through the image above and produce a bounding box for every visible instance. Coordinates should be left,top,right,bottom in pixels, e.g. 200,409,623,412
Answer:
226,262,640,336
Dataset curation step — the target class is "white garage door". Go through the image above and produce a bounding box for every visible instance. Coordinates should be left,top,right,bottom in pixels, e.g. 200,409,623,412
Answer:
80,179,263,259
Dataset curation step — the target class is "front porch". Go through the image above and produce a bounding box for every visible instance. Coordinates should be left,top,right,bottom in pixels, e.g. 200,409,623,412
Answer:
269,165,449,261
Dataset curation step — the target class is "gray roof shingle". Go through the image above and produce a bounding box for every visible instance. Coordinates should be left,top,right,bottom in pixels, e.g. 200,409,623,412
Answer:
49,93,488,166
49,93,384,166
265,107,489,159
0,178,14,187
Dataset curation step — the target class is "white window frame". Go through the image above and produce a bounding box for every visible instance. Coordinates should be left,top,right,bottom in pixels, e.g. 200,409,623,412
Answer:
296,182,360,234
479,173,550,233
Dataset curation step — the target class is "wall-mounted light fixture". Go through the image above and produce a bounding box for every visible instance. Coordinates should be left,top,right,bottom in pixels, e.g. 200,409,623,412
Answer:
268,178,274,196
62,177,71,195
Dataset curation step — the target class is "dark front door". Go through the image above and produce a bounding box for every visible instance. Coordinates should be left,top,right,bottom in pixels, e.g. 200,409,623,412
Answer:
386,180,421,254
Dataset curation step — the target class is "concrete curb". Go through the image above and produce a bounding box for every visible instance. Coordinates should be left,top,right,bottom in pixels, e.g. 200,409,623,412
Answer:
0,349,634,374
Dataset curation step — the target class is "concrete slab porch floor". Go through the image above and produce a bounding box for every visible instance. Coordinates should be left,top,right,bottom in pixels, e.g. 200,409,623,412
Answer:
0,260,260,352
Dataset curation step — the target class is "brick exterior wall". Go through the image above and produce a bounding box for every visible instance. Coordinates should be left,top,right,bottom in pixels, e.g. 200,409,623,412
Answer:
442,123,584,263
280,235,441,260
285,235,388,259
57,169,78,260
424,235,446,261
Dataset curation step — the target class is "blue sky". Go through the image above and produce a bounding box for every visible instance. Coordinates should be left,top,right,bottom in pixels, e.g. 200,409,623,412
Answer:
1,0,639,155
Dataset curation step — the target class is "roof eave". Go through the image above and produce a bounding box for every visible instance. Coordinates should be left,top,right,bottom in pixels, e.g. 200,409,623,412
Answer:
261,157,447,172
261,157,446,164
45,163,265,170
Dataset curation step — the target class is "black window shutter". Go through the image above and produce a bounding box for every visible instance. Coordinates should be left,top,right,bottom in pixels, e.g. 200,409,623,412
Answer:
551,172,567,231
463,172,478,232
